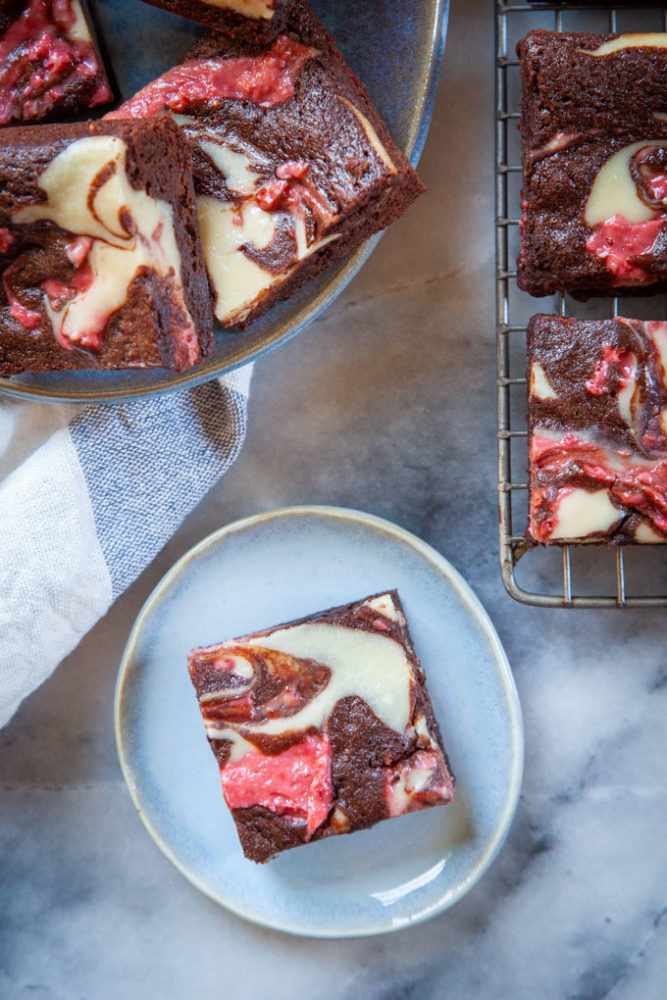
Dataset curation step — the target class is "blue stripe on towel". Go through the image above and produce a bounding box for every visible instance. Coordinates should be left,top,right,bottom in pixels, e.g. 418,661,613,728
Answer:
70,380,248,597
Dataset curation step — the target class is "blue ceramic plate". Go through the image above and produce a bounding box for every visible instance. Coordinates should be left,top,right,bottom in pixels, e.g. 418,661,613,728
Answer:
115,506,523,938
0,0,449,403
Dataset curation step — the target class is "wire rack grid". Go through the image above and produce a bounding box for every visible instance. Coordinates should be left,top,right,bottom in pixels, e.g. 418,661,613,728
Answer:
496,0,667,608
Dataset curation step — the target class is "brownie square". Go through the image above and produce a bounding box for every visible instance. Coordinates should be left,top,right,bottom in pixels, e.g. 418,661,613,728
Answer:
0,116,213,375
188,591,455,863
518,31,667,147
137,0,297,43
0,0,112,127
108,0,424,329
527,315,667,545
517,31,667,296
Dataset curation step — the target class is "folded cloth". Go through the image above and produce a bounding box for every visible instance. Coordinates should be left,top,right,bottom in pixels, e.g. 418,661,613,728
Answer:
0,366,252,728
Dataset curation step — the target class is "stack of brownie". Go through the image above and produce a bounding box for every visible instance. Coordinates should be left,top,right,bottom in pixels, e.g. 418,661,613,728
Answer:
0,0,424,375
517,29,667,546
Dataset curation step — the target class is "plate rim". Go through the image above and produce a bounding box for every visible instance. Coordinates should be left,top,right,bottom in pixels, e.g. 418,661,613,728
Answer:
0,0,449,406
114,504,524,938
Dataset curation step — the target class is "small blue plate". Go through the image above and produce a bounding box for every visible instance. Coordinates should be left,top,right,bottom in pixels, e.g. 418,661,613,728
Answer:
115,506,524,938
0,0,449,403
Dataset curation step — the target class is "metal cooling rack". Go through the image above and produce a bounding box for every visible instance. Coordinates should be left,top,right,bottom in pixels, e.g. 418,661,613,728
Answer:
496,0,667,607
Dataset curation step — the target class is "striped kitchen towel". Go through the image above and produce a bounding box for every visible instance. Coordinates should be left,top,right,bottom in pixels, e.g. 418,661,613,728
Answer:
0,366,251,728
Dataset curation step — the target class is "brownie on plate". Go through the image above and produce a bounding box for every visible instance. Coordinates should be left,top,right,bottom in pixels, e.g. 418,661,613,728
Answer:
517,31,667,296
137,0,297,43
0,116,212,375
188,591,455,863
108,0,424,329
527,315,667,545
0,0,112,127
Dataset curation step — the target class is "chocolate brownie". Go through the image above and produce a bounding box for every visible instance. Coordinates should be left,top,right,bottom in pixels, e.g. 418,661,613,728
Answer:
188,591,455,863
527,315,667,545
137,0,297,43
0,0,112,127
108,0,424,329
519,133,667,296
518,32,667,296
519,32,667,147
0,116,212,375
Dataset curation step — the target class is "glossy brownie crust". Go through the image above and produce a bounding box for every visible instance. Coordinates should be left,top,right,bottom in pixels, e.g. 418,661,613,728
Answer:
517,31,667,297
0,117,212,375
527,315,667,544
138,0,296,42
181,0,424,326
189,591,454,863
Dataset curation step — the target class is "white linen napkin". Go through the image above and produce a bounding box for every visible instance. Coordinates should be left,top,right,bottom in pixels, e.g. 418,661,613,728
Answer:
0,366,252,728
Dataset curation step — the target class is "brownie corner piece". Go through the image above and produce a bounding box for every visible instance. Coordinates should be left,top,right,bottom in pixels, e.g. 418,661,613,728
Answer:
0,0,113,128
137,0,297,42
0,116,212,376
187,590,455,863
526,315,667,545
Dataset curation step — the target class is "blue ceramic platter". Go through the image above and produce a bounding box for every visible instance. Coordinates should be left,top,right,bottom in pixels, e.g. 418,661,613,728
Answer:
115,507,524,938
0,0,449,403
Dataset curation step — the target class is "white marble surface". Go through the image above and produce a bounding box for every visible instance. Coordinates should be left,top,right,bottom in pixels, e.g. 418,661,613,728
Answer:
2,1,667,997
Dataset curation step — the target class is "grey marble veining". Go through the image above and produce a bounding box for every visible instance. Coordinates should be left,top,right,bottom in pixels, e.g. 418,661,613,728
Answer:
1,1,667,997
